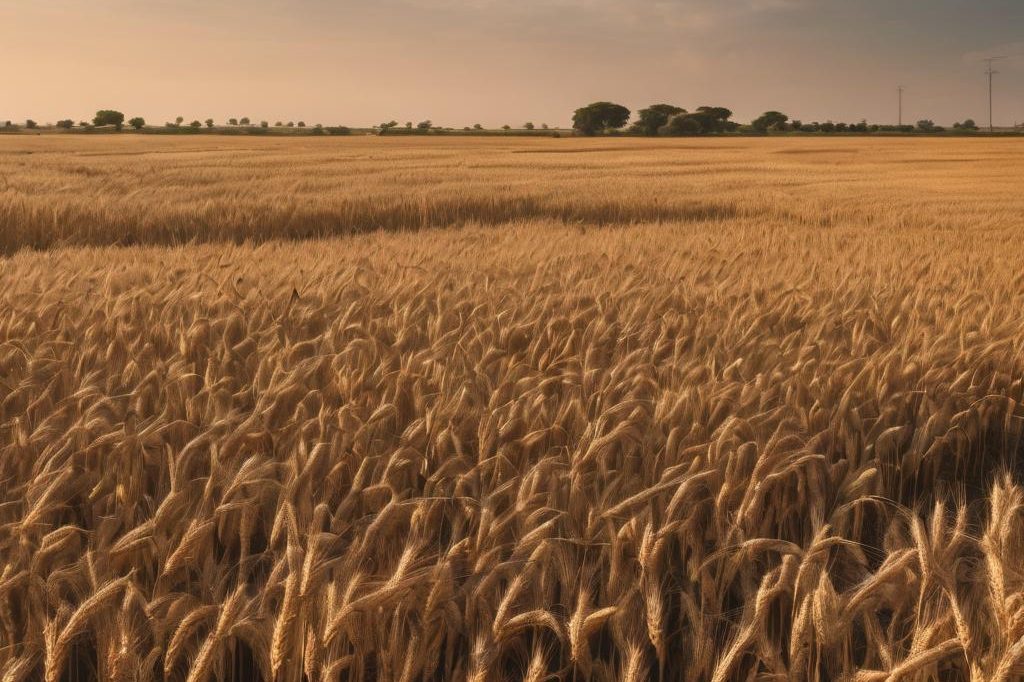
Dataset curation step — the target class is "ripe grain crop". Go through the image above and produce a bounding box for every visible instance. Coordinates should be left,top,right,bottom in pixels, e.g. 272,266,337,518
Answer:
2,136,1024,681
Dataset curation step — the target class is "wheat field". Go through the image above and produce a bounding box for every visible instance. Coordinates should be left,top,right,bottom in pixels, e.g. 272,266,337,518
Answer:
2,136,1024,682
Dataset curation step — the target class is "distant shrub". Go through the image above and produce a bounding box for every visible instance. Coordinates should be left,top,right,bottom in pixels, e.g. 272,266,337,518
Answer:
327,126,351,135
93,110,125,130
25,120,37,129
56,120,75,129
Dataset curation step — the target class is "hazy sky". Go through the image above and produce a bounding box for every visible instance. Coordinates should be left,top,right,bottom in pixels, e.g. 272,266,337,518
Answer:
3,0,1023,127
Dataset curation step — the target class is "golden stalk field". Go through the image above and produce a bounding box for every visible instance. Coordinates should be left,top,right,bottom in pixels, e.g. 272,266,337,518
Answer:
2,135,1024,681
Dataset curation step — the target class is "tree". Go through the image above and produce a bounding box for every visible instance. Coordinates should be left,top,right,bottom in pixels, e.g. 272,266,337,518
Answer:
189,120,202,130
473,123,483,130
239,117,250,126
572,102,630,135
662,114,702,136
205,118,215,128
275,121,283,127
297,121,306,128
228,118,238,126
93,110,125,130
417,120,432,130
25,120,37,129
260,121,269,128
405,122,413,129
916,119,936,132
128,117,146,130
633,104,685,136
311,124,324,135
56,120,75,129
287,121,295,127
541,123,549,130
690,107,735,133
524,122,535,130
502,124,511,131
790,119,803,131
175,116,184,127
960,119,978,130
752,111,789,132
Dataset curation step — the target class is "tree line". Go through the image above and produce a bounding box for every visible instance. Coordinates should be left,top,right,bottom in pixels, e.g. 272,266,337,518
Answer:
2,105,1001,137
2,111,351,135
571,102,988,136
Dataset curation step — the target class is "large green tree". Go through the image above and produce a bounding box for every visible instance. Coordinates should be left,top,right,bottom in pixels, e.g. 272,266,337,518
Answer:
633,104,685,136
93,110,125,130
752,111,790,132
572,102,630,135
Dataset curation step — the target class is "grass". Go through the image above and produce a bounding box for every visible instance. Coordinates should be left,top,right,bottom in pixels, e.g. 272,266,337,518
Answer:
2,136,1024,680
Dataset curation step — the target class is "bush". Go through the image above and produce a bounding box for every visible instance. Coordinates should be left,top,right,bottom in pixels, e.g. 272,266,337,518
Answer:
25,120,37,129
327,126,351,135
56,120,75,129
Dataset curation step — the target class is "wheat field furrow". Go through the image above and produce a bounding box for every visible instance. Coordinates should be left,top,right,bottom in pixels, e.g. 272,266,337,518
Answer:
2,137,1024,681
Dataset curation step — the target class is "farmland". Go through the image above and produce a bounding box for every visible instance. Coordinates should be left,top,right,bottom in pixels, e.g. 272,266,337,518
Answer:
2,136,1024,681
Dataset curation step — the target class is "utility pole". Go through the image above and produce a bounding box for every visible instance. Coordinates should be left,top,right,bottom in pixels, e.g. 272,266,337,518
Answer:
897,85,904,127
985,57,1007,133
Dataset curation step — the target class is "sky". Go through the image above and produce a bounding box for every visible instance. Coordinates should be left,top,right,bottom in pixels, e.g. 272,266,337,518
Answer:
2,0,1023,128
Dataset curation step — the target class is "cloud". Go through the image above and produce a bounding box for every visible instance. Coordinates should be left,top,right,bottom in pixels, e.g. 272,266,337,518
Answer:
390,0,807,29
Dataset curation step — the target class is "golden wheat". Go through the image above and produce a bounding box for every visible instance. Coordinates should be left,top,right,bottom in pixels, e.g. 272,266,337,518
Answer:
2,135,1024,681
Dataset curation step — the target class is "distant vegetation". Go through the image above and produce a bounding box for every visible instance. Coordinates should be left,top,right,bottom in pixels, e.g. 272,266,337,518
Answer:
2,106,1018,137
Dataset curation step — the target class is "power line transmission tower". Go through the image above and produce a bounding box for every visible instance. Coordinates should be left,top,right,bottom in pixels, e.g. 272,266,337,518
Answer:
897,85,904,127
985,56,1007,133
